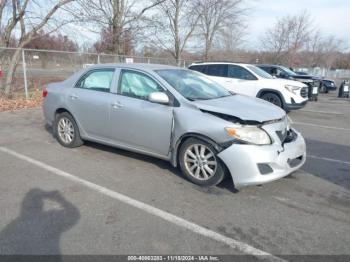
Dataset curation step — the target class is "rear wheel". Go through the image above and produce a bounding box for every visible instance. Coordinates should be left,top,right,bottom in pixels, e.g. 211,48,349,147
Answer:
179,138,226,187
261,92,283,108
54,112,83,148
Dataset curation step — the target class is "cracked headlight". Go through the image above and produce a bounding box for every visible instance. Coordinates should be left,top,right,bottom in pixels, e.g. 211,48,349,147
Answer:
225,125,272,145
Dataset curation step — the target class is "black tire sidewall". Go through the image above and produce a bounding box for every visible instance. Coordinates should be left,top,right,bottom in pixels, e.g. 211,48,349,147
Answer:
179,138,226,187
261,93,282,108
54,112,83,148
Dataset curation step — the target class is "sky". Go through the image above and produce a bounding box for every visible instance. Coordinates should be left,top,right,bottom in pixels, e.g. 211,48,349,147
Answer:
246,0,350,49
66,0,350,51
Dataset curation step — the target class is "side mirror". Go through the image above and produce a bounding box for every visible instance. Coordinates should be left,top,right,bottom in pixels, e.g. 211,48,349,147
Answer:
148,92,170,105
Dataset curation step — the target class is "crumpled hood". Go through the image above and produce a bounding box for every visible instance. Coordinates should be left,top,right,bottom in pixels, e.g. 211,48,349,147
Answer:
192,94,286,123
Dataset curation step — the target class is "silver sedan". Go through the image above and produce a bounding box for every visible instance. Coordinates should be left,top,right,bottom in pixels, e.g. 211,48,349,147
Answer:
43,64,306,188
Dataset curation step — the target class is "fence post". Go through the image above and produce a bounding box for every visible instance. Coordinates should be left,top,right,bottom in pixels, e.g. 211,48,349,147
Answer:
97,54,101,64
22,49,29,100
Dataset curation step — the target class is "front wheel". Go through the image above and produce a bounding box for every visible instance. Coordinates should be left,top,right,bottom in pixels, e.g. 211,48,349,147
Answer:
260,92,283,108
179,138,226,187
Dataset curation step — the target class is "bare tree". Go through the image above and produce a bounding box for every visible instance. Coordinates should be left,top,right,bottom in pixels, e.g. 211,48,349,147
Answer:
152,0,199,64
76,0,165,56
0,0,75,96
194,0,246,60
213,19,246,56
308,34,345,69
261,11,312,66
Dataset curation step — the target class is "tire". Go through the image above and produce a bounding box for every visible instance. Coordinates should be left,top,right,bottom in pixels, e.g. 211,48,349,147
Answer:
179,138,226,187
54,112,83,148
260,92,283,108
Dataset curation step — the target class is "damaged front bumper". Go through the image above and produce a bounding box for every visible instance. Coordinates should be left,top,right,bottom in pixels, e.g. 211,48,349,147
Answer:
217,130,306,188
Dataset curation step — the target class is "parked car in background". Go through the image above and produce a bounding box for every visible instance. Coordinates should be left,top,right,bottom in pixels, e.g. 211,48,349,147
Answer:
43,63,306,189
294,70,335,94
188,62,308,111
295,71,308,76
257,64,321,100
321,79,337,93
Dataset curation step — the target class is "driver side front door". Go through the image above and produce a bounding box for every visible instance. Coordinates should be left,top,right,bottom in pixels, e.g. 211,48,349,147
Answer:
109,69,174,157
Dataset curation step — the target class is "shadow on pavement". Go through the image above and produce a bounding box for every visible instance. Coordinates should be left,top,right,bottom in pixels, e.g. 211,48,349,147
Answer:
0,189,80,259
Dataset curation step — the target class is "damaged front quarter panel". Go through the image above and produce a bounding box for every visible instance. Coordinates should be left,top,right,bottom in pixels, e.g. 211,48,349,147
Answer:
169,106,256,167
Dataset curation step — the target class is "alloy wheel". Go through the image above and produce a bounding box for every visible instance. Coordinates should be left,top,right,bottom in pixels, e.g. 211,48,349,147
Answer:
184,144,217,181
57,117,75,144
265,96,279,105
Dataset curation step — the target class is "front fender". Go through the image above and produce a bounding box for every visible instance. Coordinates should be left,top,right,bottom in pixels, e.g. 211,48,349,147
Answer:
170,107,234,167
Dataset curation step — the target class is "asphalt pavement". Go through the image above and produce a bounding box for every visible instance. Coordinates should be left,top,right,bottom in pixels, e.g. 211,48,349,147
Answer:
0,92,349,259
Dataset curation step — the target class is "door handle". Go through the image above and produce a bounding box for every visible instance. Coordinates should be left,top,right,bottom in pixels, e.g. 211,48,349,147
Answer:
70,94,79,100
111,102,123,109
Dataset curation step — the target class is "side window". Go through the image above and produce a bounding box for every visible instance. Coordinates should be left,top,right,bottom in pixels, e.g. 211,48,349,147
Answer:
228,65,256,80
206,64,228,77
76,69,114,92
119,70,164,100
189,65,206,73
276,68,285,77
270,67,277,75
260,67,271,74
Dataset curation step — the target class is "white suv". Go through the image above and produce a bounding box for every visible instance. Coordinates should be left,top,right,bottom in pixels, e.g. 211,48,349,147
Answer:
189,62,308,111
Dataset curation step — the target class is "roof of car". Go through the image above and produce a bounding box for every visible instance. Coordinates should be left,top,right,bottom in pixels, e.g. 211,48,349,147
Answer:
88,63,180,71
257,64,283,67
190,61,251,67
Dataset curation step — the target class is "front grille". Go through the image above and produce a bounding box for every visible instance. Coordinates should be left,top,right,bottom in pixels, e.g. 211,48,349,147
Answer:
276,129,298,144
276,130,288,142
300,87,308,98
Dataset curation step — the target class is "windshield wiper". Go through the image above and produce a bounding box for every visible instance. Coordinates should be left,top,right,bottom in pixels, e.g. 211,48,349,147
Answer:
187,93,233,101
186,97,210,101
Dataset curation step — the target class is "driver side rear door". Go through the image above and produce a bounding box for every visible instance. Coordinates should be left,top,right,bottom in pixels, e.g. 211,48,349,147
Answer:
66,68,116,139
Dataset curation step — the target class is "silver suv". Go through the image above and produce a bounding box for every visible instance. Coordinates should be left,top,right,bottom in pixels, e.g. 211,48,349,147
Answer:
43,64,306,188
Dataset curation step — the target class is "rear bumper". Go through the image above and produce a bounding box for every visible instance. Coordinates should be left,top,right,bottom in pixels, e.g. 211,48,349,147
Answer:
218,130,306,188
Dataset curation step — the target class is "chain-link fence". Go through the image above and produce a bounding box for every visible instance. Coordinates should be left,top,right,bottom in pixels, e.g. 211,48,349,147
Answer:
2,47,350,99
300,67,350,79
0,47,192,99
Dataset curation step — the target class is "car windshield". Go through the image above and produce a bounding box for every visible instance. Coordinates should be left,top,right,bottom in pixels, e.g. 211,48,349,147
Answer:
247,65,274,79
279,66,298,76
156,69,232,101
